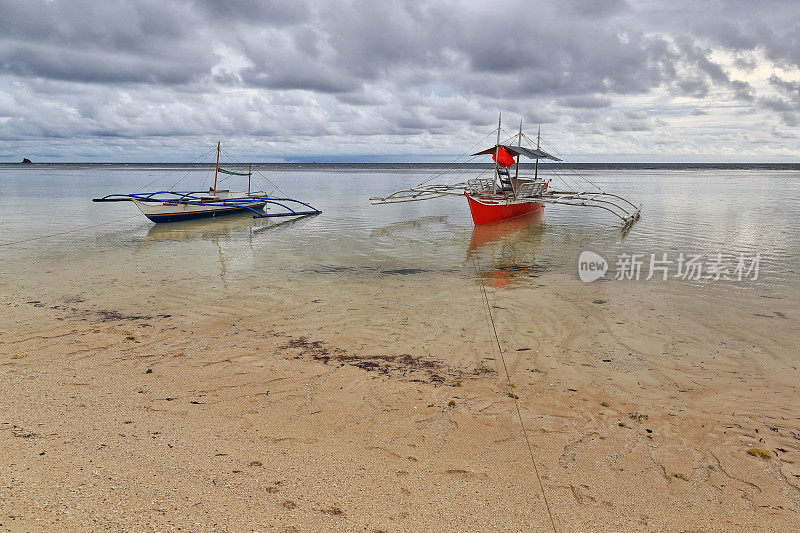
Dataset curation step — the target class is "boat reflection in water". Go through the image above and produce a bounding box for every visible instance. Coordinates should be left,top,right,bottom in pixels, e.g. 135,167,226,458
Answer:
466,209,546,288
141,210,318,245
137,211,319,288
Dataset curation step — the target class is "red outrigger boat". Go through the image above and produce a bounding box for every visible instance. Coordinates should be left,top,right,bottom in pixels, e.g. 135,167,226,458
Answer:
465,193,543,225
371,114,641,226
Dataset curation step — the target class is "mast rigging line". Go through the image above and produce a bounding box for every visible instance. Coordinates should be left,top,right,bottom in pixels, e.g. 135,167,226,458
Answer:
219,147,287,197
489,129,582,194
468,252,558,533
413,129,498,188
531,135,605,194
133,147,218,193
538,162,583,193
434,129,527,187
519,137,593,194
169,150,215,192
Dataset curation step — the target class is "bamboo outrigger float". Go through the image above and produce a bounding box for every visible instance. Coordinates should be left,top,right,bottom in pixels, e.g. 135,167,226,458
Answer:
371,114,641,226
93,141,321,223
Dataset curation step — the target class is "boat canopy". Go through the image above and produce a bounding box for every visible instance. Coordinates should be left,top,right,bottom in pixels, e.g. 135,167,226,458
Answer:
472,144,561,162
218,167,252,176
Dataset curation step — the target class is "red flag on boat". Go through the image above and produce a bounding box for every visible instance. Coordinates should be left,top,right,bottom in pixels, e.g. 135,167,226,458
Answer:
492,146,515,167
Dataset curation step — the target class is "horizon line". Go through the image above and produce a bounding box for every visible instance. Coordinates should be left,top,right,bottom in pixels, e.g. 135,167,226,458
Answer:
3,160,798,165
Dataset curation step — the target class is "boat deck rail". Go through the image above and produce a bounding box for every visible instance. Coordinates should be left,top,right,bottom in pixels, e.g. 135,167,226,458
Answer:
515,179,547,198
467,178,494,196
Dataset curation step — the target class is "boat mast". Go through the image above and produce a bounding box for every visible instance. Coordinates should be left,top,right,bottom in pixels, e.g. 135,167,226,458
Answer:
493,112,501,194
534,126,540,181
213,140,220,195
514,118,522,181
248,162,251,195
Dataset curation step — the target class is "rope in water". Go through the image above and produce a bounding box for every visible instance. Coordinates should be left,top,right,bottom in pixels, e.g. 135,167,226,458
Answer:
469,252,558,533
0,214,141,247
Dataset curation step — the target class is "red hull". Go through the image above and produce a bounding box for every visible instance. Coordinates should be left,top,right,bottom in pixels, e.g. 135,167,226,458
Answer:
465,193,544,225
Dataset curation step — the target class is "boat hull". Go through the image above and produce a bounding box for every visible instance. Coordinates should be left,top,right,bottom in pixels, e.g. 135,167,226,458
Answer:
132,199,267,223
465,193,543,225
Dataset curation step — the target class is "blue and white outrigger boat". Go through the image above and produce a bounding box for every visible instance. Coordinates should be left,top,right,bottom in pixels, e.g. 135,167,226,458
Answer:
93,141,320,223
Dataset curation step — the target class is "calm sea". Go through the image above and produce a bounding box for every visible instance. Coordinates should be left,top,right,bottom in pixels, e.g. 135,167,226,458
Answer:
1,163,798,310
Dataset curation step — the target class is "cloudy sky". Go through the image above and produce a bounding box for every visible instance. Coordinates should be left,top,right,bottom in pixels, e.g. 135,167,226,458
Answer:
1,0,799,162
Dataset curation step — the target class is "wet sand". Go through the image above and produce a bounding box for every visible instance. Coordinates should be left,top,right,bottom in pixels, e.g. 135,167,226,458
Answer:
2,271,799,531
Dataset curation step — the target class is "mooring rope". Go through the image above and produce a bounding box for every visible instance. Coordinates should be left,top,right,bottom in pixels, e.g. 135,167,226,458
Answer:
469,252,558,533
0,214,141,248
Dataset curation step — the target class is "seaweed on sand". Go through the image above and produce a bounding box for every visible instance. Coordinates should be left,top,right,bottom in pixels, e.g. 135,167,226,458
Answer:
747,448,772,459
278,336,494,384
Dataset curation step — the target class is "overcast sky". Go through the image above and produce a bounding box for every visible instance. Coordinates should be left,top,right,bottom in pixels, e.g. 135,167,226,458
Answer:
1,0,799,162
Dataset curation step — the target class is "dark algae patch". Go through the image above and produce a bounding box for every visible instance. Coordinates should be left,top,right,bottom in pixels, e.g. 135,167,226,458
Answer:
278,335,494,383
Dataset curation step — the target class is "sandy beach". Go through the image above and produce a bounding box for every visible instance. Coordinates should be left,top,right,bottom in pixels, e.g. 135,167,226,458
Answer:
3,269,799,531
4,0,800,528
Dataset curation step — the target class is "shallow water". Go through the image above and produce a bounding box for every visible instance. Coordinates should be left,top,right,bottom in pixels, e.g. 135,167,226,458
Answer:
1,164,798,313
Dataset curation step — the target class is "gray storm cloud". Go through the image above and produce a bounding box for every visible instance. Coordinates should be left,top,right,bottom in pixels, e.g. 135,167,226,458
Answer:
0,0,798,161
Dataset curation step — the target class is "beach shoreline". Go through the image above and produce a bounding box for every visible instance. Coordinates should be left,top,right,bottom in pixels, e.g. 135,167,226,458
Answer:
2,272,798,531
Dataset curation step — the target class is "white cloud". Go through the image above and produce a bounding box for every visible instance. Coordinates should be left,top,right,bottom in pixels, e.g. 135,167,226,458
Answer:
0,0,799,161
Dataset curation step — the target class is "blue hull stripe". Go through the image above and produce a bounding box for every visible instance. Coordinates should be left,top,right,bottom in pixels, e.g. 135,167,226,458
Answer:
146,206,253,223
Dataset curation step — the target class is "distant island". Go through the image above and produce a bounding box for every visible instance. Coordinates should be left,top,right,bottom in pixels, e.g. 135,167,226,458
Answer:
21,158,32,164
